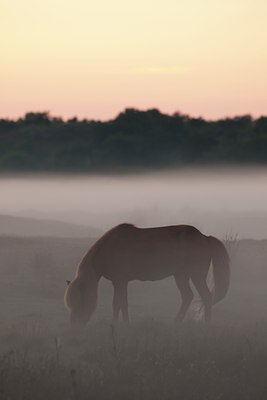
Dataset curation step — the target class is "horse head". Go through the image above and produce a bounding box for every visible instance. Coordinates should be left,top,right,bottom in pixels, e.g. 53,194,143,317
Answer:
64,277,97,329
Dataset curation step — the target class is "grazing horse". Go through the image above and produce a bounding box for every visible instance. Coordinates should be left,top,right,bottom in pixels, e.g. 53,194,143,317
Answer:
64,224,230,328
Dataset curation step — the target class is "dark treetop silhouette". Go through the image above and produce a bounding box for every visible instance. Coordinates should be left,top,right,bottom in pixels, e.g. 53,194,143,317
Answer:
1,109,267,172
64,224,230,327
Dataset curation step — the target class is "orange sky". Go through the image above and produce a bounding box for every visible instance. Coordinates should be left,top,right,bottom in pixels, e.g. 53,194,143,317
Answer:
1,0,267,120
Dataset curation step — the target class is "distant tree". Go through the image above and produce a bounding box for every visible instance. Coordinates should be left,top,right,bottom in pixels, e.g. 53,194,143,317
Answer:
23,112,51,125
0,109,267,172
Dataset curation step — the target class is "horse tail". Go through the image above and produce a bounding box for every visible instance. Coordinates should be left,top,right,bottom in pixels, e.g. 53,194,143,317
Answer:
208,235,230,304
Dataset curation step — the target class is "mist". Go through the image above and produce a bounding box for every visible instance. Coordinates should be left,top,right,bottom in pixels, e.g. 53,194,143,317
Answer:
1,167,267,238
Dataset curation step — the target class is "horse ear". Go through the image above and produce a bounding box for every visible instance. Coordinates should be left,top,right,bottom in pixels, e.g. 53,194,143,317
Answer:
66,280,71,286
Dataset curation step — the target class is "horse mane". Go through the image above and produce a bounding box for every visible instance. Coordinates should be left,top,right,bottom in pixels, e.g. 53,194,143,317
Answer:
65,223,135,314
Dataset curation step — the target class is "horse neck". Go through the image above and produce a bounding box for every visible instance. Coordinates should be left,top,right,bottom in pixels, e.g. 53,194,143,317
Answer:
76,252,102,311
78,259,100,292
77,266,99,317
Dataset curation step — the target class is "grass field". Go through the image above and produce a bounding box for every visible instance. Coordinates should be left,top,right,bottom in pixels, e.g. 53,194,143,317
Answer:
0,236,267,399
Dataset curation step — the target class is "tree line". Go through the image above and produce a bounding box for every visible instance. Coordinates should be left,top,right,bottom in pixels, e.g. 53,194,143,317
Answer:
0,108,267,172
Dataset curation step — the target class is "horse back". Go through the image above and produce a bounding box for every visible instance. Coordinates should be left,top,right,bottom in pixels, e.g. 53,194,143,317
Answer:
90,224,209,281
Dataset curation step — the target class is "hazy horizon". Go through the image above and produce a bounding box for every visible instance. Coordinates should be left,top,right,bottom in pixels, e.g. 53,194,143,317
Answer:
1,167,267,238
1,107,266,123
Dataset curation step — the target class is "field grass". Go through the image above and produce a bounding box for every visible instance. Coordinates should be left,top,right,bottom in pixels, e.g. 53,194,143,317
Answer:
0,236,267,399
1,320,267,400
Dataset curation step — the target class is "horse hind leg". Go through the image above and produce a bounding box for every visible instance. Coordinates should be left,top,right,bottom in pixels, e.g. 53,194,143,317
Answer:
191,274,212,322
174,274,194,322
120,282,129,323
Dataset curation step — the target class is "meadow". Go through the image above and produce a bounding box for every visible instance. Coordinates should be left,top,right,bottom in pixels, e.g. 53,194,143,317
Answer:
0,235,267,399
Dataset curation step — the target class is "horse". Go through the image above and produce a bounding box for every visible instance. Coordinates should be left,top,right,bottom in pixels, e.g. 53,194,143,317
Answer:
64,224,230,328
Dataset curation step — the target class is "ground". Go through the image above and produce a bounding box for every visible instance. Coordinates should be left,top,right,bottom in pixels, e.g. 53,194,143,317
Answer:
0,236,266,399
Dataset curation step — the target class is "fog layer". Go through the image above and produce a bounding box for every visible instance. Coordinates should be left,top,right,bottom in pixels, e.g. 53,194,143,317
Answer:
1,168,267,238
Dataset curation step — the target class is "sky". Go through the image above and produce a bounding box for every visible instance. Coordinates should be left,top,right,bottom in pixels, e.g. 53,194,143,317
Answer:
1,0,267,120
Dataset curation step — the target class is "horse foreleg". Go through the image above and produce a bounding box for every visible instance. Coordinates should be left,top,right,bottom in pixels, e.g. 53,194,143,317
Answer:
174,274,194,322
112,281,129,323
112,282,122,322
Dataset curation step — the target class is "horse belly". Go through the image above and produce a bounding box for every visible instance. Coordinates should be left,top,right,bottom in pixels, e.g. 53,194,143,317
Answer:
102,240,185,282
127,250,180,281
